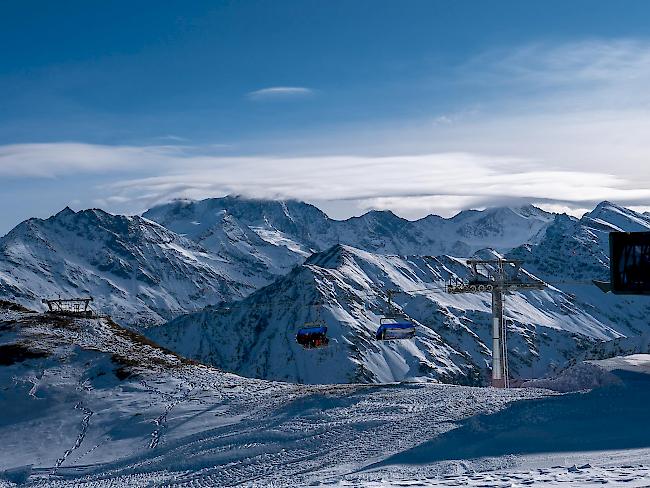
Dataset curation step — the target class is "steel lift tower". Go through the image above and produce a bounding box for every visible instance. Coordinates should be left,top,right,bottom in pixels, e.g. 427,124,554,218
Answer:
446,258,546,388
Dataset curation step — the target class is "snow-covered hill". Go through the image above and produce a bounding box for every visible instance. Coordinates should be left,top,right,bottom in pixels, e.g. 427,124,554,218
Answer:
0,208,276,325
2,303,648,487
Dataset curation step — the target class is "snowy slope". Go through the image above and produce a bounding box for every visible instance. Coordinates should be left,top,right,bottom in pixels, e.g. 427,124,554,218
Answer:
143,196,330,260
2,305,647,487
142,197,316,275
0,303,551,487
509,201,650,343
344,356,650,488
149,243,624,385
0,208,275,326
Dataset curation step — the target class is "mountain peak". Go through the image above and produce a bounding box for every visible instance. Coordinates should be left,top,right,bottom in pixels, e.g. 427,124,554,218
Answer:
54,206,76,218
511,204,552,219
51,207,115,222
452,204,550,222
584,201,650,232
450,208,482,221
304,243,350,268
588,201,645,219
592,200,623,213
347,209,407,226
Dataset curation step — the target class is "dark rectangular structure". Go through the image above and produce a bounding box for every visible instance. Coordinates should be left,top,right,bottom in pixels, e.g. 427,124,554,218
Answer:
610,232,650,295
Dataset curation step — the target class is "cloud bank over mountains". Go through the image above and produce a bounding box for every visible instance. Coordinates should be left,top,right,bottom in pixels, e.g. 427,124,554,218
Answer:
2,142,648,221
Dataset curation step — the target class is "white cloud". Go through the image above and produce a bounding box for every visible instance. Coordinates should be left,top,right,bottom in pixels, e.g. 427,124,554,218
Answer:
155,135,189,142
105,152,650,217
0,142,173,177
2,140,650,220
456,39,650,104
246,86,314,101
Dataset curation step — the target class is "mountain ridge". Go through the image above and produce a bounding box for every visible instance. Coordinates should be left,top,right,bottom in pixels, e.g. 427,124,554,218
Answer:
1,195,647,352
144,195,556,259
146,199,650,385
0,206,277,325
148,241,631,384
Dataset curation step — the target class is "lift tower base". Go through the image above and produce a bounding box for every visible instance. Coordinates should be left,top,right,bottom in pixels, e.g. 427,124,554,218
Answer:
447,258,546,388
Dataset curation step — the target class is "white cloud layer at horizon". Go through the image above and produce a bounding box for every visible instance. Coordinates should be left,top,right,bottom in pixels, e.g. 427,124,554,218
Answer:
2,141,649,219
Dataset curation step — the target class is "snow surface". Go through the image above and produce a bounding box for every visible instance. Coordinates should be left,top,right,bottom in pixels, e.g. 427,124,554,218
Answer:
1,309,649,487
328,359,650,487
0,308,554,487
589,353,650,374
329,458,650,487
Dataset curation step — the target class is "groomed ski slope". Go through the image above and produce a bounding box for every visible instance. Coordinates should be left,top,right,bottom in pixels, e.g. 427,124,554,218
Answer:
2,310,649,487
334,357,650,487
0,309,547,486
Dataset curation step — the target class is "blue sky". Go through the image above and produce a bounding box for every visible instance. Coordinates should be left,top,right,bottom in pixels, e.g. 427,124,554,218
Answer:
2,1,650,234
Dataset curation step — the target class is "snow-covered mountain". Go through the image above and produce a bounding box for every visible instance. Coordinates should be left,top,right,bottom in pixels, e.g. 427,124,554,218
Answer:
0,197,555,326
148,243,623,384
0,207,276,325
144,196,554,259
508,201,650,339
511,201,650,282
149,201,650,385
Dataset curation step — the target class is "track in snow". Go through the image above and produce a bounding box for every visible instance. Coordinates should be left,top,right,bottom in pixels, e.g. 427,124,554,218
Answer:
15,366,547,487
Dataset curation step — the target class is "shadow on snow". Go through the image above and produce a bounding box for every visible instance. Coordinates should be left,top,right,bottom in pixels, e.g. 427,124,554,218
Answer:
373,370,650,468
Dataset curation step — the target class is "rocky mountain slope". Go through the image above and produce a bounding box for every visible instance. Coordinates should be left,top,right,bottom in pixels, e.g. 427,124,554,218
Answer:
148,244,620,384
144,195,554,259
509,201,650,340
